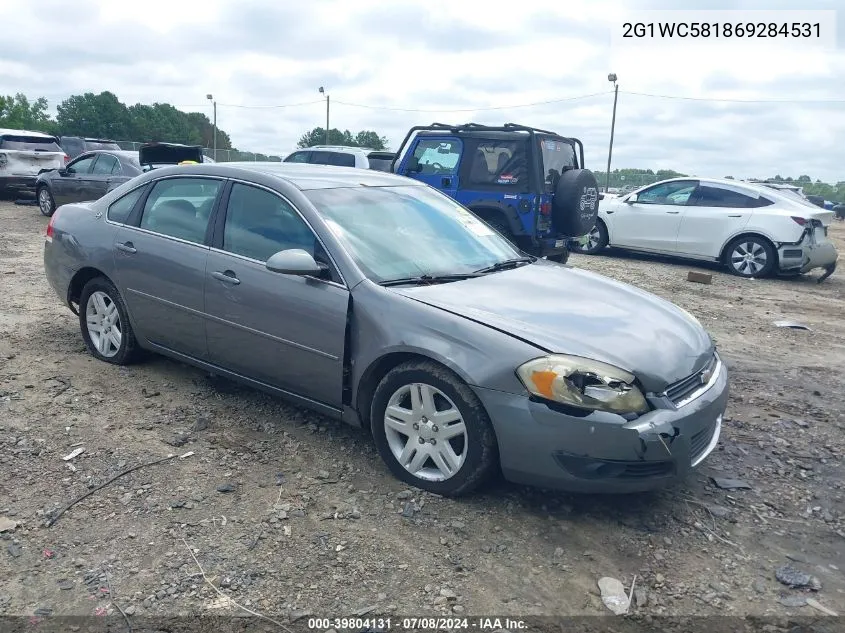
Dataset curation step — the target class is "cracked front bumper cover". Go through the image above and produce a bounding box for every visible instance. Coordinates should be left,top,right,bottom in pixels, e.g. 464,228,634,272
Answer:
473,361,729,493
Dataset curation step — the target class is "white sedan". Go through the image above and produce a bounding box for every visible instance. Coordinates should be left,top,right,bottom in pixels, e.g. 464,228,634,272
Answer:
573,177,838,280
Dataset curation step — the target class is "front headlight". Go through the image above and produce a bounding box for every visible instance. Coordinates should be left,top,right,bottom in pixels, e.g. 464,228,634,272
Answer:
516,355,649,415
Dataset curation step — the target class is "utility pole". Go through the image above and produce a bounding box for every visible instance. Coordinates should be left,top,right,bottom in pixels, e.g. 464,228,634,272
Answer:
206,94,217,161
605,74,618,193
319,86,329,145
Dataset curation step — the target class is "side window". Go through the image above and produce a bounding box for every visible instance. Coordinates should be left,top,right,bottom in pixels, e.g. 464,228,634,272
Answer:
329,152,355,167
92,154,118,175
284,151,310,163
68,155,96,174
222,183,317,263
107,186,145,224
636,181,697,206
408,140,461,174
465,140,527,187
691,185,773,209
308,151,333,165
139,177,222,243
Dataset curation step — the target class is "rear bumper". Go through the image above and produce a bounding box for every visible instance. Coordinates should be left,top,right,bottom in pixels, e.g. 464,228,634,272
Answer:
778,230,838,275
0,174,37,192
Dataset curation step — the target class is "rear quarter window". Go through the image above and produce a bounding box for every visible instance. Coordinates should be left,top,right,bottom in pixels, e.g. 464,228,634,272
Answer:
107,186,146,224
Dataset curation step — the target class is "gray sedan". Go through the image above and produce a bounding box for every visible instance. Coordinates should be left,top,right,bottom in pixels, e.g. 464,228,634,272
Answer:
43,162,729,496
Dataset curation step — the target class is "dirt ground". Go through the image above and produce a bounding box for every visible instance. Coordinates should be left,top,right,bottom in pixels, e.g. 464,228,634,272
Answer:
1,198,845,625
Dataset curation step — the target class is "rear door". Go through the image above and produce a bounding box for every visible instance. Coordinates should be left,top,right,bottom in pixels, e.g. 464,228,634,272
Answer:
396,137,462,198
676,183,759,258
112,176,225,360
609,180,698,252
52,153,97,205
86,153,120,199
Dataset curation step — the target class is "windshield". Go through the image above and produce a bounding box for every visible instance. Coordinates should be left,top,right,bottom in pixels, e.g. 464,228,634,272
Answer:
304,185,524,283
0,135,62,152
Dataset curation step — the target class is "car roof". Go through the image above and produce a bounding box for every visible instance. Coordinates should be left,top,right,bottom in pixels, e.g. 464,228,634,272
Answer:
295,146,373,156
137,161,423,191
0,128,59,138
74,150,139,161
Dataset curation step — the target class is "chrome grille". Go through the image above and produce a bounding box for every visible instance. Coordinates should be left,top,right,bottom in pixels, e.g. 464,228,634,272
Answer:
664,353,719,407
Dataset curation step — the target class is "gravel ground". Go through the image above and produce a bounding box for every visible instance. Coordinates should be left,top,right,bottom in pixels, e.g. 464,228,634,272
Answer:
1,199,844,624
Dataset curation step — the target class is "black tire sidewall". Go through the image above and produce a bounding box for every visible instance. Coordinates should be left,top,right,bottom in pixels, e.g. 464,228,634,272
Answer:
78,277,137,365
724,236,776,278
571,220,608,254
370,362,498,496
38,186,55,217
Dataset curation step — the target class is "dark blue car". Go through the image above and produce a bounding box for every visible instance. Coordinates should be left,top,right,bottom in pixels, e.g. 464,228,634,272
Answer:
391,123,601,262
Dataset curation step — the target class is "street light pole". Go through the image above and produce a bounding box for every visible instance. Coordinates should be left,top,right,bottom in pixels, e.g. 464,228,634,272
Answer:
206,94,217,161
605,74,618,193
319,86,329,145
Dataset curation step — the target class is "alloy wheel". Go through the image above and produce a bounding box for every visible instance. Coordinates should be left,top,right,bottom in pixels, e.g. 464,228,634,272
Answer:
38,189,53,216
85,291,122,358
730,241,768,276
383,382,468,482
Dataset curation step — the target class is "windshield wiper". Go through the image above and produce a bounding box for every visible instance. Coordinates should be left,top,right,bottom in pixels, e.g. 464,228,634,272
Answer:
473,256,535,274
379,273,481,287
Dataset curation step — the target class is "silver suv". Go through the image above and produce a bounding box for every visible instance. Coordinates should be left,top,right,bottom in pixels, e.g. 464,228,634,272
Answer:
284,146,395,171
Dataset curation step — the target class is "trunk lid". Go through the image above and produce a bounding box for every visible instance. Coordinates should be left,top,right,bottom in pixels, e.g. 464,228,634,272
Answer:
138,142,205,168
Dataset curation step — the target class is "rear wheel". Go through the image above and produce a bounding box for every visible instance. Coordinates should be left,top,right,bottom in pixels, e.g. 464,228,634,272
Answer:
37,187,55,217
483,215,516,245
724,235,776,278
371,360,498,497
571,221,608,254
79,277,138,365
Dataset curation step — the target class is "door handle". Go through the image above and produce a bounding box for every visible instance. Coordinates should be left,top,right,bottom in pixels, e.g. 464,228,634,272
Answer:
116,241,136,254
212,270,240,285
728,214,742,218
666,211,680,214
442,177,452,187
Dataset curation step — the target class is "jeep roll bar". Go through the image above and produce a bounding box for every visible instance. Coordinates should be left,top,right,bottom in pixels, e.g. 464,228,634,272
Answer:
390,122,585,173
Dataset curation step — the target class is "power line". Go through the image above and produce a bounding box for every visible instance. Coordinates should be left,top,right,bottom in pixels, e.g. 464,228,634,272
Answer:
215,99,325,109
331,91,613,112
620,90,845,104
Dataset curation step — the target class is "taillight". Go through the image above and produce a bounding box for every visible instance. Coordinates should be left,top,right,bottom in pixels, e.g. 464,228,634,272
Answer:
64,154,70,164
46,212,57,239
540,202,552,216
791,216,807,226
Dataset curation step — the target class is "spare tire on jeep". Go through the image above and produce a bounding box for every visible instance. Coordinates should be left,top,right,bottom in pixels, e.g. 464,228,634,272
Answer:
552,169,601,237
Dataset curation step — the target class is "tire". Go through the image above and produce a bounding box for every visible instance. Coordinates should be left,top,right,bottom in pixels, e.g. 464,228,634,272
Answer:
37,186,55,217
370,360,498,497
552,169,601,236
571,220,608,254
724,235,777,278
78,277,138,365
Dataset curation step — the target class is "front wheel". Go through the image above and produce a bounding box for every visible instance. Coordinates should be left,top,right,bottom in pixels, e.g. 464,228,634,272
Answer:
724,236,776,278
371,360,498,497
37,187,55,217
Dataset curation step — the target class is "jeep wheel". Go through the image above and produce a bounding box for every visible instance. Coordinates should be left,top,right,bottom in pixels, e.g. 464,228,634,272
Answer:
552,169,601,236
483,215,516,245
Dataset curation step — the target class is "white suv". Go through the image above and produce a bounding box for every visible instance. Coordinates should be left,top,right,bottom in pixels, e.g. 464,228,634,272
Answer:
0,129,68,196
283,146,395,171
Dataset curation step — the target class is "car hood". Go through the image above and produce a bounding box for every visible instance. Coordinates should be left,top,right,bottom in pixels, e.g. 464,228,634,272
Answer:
390,260,714,393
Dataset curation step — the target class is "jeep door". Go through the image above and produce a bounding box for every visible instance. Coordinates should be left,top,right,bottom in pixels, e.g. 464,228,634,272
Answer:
396,137,462,198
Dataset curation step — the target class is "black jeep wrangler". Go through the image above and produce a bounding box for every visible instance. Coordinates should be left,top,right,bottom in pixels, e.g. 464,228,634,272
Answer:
391,123,601,262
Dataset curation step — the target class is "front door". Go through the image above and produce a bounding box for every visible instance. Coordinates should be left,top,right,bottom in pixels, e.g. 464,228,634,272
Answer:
85,153,120,199
204,181,349,407
112,176,225,360
52,153,97,206
609,180,699,252
397,137,462,199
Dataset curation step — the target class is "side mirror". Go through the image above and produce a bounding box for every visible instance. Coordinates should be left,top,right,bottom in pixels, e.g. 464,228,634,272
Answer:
265,249,323,276
626,193,638,203
58,168,70,176
599,193,605,200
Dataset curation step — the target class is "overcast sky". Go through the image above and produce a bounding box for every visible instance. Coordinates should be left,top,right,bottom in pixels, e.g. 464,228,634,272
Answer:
3,0,843,181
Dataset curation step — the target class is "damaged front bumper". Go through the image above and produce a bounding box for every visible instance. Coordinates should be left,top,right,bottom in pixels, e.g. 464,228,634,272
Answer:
473,358,729,494
777,225,838,280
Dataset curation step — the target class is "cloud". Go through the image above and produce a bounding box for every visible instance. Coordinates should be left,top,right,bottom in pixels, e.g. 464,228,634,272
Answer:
1,0,842,182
